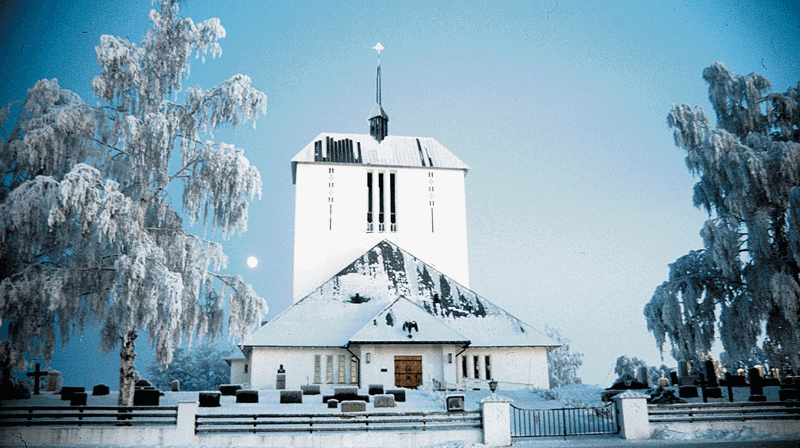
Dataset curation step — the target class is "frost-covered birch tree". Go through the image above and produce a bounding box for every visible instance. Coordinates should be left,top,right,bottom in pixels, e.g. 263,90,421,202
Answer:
645,62,800,373
545,326,583,388
0,0,268,405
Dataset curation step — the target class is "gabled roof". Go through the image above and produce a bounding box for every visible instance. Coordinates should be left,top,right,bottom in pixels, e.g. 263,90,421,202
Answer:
244,241,558,349
349,298,470,345
291,133,469,183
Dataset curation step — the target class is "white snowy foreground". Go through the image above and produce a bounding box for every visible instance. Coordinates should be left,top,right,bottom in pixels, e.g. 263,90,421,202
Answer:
7,384,799,447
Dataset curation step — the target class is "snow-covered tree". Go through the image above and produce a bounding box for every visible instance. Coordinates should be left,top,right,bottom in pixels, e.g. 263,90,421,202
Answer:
613,355,668,386
545,326,583,388
146,346,229,391
0,0,268,405
645,62,800,373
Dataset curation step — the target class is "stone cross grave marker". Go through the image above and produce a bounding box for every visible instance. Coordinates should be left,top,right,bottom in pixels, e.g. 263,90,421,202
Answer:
26,363,49,395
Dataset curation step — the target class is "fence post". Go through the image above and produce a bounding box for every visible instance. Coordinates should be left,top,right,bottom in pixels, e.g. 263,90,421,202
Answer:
613,390,650,440
176,400,199,443
481,393,513,447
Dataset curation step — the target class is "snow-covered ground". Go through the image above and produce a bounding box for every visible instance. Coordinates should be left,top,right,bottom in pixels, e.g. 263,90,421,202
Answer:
5,384,799,447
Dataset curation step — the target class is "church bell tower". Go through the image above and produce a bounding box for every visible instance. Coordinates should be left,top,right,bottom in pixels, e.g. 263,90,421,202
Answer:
368,43,389,142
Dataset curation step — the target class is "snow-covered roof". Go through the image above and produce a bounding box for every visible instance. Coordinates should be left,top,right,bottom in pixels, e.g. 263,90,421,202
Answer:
349,298,470,344
244,241,558,349
291,133,469,183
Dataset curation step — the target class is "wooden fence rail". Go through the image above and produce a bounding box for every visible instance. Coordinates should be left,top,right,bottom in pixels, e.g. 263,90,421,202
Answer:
0,406,178,426
649,401,800,423
195,410,482,434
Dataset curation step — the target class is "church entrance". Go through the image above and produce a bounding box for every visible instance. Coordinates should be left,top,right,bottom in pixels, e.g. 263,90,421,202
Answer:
394,356,422,389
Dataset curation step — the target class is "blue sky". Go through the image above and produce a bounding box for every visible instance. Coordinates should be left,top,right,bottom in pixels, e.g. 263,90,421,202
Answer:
2,0,799,387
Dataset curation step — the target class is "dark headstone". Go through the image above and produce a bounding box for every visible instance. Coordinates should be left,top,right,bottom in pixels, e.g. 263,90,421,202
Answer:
446,394,465,412
704,360,719,387
134,379,152,388
199,392,221,407
70,391,88,406
280,390,302,403
300,384,320,395
368,384,384,395
170,380,180,392
236,389,259,403
92,384,110,396
133,388,160,406
669,370,679,387
386,389,406,402
374,394,396,408
678,386,698,398
220,384,242,396
636,366,649,388
762,377,780,387
748,367,766,401
779,388,800,401
60,387,85,401
327,398,339,408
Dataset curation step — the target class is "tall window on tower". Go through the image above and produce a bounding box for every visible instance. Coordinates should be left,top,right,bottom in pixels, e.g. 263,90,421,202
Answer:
378,172,385,232
389,172,397,231
366,172,373,232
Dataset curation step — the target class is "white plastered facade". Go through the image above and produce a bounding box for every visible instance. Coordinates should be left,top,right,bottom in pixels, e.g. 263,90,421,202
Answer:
292,161,469,303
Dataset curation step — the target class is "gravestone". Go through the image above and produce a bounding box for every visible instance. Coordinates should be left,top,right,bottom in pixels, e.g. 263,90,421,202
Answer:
678,360,697,386
702,359,722,399
199,392,221,407
385,389,406,402
46,370,62,392
92,384,110,396
636,366,649,387
300,384,320,395
133,388,160,406
60,387,85,401
446,394,465,412
374,394,396,408
170,380,180,392
368,384,384,395
236,389,259,403
280,390,302,403
219,384,242,396
26,363,49,395
748,367,766,402
70,391,88,406
327,398,339,408
341,400,366,412
669,370,679,386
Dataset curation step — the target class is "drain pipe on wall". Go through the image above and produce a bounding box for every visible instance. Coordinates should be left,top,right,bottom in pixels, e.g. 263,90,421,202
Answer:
346,346,361,389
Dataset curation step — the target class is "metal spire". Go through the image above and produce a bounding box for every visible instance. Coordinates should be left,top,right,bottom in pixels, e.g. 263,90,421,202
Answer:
373,43,384,106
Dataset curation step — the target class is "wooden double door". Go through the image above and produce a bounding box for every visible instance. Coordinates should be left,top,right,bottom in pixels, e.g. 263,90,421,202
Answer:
394,356,423,389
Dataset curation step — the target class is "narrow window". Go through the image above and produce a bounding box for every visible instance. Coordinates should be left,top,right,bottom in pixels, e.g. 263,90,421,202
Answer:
473,355,480,379
350,357,358,384
329,204,333,231
244,364,248,374
338,355,346,383
366,171,373,231
428,171,435,233
314,355,321,384
461,356,468,379
326,355,334,383
485,355,491,380
378,172,385,232
389,172,396,231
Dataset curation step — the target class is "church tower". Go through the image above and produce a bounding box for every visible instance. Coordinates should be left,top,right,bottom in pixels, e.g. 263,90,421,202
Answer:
291,44,470,302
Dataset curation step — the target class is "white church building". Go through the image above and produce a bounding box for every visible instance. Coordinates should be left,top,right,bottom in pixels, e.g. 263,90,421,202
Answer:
229,48,558,391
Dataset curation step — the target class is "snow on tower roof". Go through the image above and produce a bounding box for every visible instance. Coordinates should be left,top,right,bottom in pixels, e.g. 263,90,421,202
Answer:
291,133,469,183
243,241,558,349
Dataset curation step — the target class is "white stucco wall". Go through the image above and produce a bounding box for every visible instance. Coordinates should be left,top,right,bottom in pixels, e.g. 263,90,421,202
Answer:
249,347,358,390
457,347,550,389
357,344,459,389
293,163,469,302
228,359,250,387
